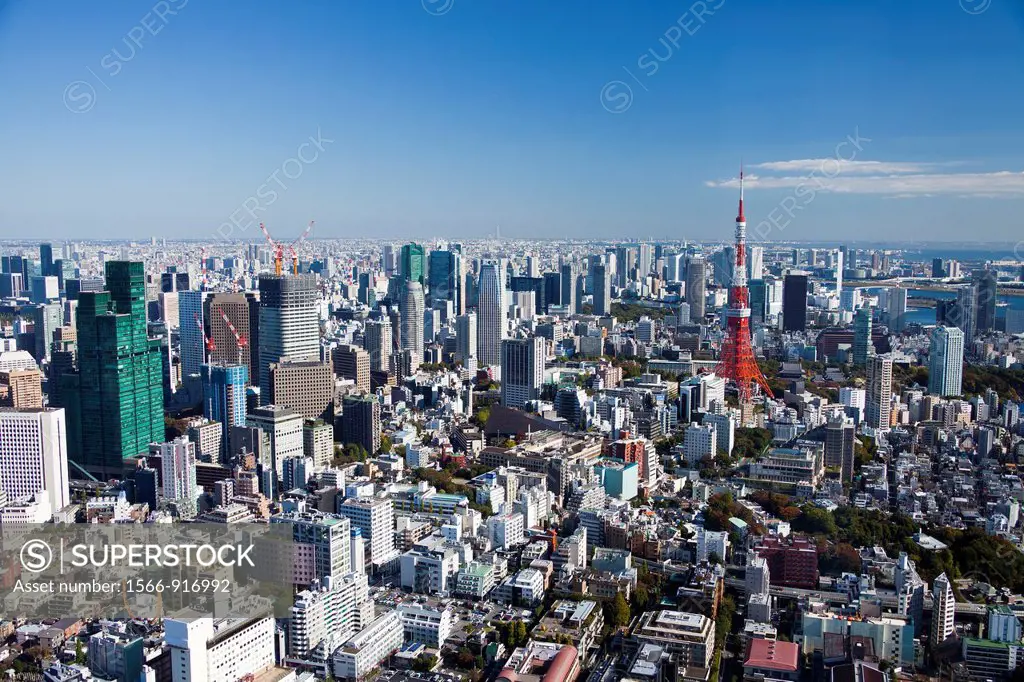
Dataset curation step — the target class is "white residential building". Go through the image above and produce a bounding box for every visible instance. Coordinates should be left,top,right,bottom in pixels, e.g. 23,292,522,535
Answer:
397,603,455,648
338,496,399,568
165,616,276,682
682,423,716,466
331,610,404,681
487,511,526,550
0,407,69,515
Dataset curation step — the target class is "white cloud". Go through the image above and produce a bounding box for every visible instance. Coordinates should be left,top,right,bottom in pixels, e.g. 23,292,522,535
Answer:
748,159,939,174
707,167,1024,197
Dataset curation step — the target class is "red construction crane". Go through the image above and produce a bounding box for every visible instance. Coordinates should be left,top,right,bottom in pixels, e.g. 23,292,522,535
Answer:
219,310,248,366
194,313,215,354
288,220,314,275
260,221,314,276
259,222,285,276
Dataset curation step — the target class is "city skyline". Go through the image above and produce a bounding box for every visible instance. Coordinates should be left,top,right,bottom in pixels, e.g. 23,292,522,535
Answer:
2,1,1024,241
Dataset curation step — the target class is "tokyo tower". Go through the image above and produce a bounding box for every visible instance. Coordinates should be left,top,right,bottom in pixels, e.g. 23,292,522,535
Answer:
715,166,773,402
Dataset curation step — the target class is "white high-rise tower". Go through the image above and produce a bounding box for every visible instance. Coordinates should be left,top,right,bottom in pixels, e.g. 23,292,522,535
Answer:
928,325,964,397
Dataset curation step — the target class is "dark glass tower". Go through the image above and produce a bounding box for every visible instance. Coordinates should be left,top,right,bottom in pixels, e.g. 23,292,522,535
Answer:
63,261,164,478
782,274,808,332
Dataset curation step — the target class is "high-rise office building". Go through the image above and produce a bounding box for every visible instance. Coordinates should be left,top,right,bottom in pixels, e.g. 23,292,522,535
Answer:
32,302,62,363
333,344,370,393
0,407,70,515
427,249,463,314
247,404,304,489
62,262,163,478
866,354,893,431
782,274,808,332
30,276,59,304
476,262,506,368
748,280,767,323
341,394,380,455
686,255,707,321
258,274,319,402
852,307,873,365
560,263,576,314
399,280,425,368
207,292,259,385
592,262,611,316
455,312,477,364
178,290,207,379
201,363,248,461
542,272,561,312
500,337,545,409
973,269,998,334
400,243,426,284
928,326,964,398
363,319,392,373
0,369,44,409
824,415,856,482
39,243,54,277
887,287,908,334
747,245,764,282
268,358,335,422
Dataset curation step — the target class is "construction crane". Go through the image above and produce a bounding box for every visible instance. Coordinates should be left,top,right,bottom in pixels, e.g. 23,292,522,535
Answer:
219,310,248,366
260,221,315,276
259,222,285,276
194,313,215,354
288,220,314,275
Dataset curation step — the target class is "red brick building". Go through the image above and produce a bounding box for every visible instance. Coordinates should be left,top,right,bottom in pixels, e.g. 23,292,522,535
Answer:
753,535,819,589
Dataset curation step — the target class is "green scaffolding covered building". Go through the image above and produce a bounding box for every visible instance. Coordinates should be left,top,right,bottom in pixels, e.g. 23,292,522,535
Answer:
62,261,164,478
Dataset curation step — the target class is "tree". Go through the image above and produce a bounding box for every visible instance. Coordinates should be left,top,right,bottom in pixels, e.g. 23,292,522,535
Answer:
474,406,491,427
379,434,393,453
609,592,631,627
707,552,722,566
75,639,86,665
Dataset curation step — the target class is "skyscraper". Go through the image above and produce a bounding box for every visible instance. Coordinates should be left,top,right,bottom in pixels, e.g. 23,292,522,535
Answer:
178,290,207,379
258,274,319,402
207,292,259,385
427,249,463,314
39,243,54,277
825,415,856,482
852,307,872,365
333,344,371,393
32,302,62,363
560,263,577,314
63,261,163,478
455,312,477,364
887,287,907,333
201,363,247,462
592,262,611,316
399,280,425,368
747,245,764,281
866,354,893,431
928,326,964,398
363,319,392,374
782,274,808,332
400,242,426,284
268,359,335,422
686,255,707,321
476,262,505,368
341,394,380,455
973,269,998,334
500,337,545,409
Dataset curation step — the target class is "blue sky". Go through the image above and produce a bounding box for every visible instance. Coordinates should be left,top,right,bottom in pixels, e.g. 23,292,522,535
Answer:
1,0,1023,243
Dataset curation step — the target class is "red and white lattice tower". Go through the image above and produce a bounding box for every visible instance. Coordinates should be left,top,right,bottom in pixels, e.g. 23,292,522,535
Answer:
715,166,773,402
